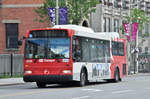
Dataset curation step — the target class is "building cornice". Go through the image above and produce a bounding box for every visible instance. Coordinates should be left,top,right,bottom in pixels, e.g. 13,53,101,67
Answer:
2,20,21,23
2,4,43,8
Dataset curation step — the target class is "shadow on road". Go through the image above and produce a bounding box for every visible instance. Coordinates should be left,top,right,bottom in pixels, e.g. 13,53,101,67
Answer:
30,80,116,89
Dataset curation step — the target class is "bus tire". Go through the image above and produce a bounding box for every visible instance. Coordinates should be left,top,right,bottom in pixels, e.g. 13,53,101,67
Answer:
79,69,87,87
114,68,120,82
36,82,46,88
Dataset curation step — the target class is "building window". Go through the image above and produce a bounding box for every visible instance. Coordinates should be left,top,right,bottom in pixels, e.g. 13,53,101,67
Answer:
114,0,118,8
139,47,142,53
145,24,149,34
138,0,141,9
114,19,119,32
122,0,126,9
138,25,142,36
145,3,148,14
0,0,2,8
5,23,19,49
131,0,135,8
104,17,111,32
107,0,110,7
104,17,106,32
107,18,111,32
145,47,148,54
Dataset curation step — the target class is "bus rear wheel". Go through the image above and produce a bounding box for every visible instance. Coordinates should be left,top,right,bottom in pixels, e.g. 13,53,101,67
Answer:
36,82,46,88
114,69,120,82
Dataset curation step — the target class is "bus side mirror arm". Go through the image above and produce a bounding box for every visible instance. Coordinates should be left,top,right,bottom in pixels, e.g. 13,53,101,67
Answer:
18,36,26,46
23,36,26,40
18,40,23,46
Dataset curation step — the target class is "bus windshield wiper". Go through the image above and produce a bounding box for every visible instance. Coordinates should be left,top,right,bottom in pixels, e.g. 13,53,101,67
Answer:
52,54,65,59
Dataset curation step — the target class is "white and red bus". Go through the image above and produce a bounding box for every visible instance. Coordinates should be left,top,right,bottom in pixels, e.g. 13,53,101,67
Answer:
22,25,127,88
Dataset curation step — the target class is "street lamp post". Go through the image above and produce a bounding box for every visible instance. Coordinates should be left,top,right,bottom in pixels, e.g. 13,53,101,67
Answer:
56,0,59,25
129,0,140,74
135,0,141,73
136,17,140,73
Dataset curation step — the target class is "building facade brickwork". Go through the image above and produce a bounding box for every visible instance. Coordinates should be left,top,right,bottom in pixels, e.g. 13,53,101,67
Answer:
0,0,50,54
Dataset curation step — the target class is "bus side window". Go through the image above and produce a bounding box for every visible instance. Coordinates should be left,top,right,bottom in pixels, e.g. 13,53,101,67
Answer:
72,37,81,62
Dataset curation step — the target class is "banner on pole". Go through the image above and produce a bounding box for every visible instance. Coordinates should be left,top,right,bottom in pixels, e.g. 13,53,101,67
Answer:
48,7,68,25
47,8,55,25
123,23,130,41
132,22,138,41
59,7,68,25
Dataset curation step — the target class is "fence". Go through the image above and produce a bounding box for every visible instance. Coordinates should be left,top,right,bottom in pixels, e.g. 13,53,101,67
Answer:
0,54,24,77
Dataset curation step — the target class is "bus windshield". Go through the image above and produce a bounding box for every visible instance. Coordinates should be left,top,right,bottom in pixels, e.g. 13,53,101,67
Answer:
25,38,70,59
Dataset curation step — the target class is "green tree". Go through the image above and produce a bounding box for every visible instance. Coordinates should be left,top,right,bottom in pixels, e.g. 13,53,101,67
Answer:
34,0,99,25
121,8,150,74
34,0,66,23
121,8,150,39
67,0,99,24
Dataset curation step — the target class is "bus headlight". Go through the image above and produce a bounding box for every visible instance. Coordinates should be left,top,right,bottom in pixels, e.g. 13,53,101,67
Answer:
25,70,32,74
62,70,71,74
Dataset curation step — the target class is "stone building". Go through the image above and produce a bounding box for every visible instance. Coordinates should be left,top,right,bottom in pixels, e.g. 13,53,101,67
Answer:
90,0,150,55
90,0,150,72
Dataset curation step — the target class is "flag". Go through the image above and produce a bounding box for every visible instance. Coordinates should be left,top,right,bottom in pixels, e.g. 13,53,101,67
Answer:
132,22,138,41
59,7,68,25
123,23,130,41
47,8,55,25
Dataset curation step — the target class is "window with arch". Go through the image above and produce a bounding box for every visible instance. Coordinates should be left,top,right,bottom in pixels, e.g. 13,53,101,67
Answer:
114,0,118,8
122,0,126,9
145,47,148,54
139,47,142,53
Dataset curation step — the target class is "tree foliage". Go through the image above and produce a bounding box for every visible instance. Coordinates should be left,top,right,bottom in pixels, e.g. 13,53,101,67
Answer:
121,8,150,38
34,0,99,25
127,8,149,31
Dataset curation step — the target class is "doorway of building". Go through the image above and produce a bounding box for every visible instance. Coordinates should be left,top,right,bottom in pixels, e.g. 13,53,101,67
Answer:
82,20,88,27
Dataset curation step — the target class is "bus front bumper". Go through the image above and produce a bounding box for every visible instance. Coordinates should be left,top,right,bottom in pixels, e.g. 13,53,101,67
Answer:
23,75,73,83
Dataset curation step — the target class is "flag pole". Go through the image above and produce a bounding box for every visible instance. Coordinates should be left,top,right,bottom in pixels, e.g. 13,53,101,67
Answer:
56,0,59,25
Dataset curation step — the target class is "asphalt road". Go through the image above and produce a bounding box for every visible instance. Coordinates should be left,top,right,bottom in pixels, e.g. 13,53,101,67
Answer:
0,75,150,99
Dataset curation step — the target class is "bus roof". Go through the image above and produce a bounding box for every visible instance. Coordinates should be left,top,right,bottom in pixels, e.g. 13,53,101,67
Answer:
53,25,120,40
53,25,94,33
95,32,120,40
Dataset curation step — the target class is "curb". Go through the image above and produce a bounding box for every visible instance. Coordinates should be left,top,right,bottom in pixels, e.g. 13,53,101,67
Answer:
127,73,150,77
0,83,26,86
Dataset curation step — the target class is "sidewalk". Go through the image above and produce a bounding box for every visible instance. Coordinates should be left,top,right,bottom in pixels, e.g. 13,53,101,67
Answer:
0,78,25,86
128,73,150,77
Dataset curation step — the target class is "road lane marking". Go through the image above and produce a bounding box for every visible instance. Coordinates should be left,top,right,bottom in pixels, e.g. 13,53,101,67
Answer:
146,87,150,90
0,85,81,98
0,88,72,98
81,89,104,92
0,89,52,98
72,96,90,99
112,90,134,94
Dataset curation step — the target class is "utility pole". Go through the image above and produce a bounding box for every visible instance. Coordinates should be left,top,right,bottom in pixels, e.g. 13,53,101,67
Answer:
136,0,139,73
129,0,133,74
56,0,59,25
129,0,140,74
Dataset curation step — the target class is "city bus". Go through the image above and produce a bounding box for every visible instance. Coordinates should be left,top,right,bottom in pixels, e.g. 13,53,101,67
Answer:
22,25,127,88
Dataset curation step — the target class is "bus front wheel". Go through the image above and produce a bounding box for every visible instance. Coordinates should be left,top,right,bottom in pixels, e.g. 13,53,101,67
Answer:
36,82,46,88
79,69,87,87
